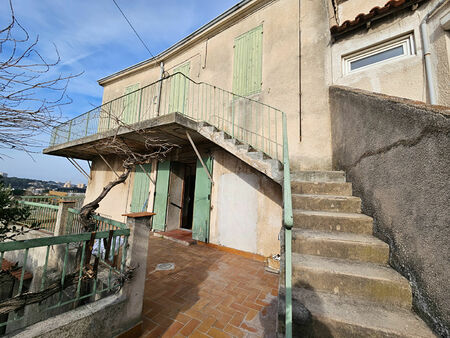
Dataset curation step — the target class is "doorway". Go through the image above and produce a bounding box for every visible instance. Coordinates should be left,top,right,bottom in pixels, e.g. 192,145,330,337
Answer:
165,161,196,232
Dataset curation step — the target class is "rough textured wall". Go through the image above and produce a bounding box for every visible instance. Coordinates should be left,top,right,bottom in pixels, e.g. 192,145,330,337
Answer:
330,85,450,336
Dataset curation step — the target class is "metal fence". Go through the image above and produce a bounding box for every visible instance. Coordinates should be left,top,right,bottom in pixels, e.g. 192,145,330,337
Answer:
0,228,130,334
49,73,284,161
20,195,85,209
17,201,59,233
67,208,127,234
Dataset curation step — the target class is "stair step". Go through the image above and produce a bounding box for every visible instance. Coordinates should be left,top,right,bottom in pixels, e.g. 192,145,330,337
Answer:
292,253,412,308
291,181,352,196
293,194,361,213
292,229,389,264
278,288,434,338
247,150,264,160
291,171,346,183
293,210,373,235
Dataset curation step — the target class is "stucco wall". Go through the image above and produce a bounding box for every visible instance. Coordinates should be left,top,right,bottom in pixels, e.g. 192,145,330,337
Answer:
331,1,450,106
98,0,336,171
330,85,450,336
83,157,157,223
210,149,282,257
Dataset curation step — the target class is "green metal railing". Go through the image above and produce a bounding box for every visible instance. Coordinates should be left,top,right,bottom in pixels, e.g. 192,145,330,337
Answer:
282,113,293,338
17,201,59,233
20,195,85,209
0,228,130,333
49,73,284,162
67,208,127,234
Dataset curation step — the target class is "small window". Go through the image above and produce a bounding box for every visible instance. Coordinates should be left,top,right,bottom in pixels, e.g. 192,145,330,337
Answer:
343,34,415,74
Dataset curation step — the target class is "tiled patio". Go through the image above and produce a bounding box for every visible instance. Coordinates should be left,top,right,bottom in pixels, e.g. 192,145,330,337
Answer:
141,235,279,337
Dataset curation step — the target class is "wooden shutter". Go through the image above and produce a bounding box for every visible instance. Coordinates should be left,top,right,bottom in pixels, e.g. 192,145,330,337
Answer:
123,83,140,124
192,156,213,242
152,161,171,231
130,163,152,213
232,25,263,97
169,63,190,114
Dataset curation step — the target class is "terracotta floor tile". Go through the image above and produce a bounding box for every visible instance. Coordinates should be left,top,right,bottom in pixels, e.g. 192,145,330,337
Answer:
140,236,278,337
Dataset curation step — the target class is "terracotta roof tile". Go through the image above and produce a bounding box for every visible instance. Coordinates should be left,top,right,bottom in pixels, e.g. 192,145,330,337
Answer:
331,0,430,37
1,258,33,281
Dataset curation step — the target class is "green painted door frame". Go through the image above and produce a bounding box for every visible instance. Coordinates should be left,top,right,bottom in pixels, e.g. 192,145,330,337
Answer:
192,156,213,242
152,161,171,231
130,163,152,213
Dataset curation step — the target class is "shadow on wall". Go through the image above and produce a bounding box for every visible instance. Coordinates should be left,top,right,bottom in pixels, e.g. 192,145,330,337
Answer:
330,85,450,336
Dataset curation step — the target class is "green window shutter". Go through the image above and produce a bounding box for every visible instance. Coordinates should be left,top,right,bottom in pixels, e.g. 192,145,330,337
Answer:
130,163,152,213
152,161,171,231
233,25,263,97
192,156,213,242
169,62,190,114
123,83,140,124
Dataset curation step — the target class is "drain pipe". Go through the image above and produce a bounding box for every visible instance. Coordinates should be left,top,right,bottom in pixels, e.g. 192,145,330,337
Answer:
156,61,164,116
420,0,447,105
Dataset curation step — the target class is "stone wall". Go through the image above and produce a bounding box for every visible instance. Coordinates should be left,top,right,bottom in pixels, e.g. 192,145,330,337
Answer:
330,85,450,336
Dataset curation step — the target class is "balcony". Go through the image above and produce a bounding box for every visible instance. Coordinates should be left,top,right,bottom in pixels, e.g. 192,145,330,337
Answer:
44,73,284,163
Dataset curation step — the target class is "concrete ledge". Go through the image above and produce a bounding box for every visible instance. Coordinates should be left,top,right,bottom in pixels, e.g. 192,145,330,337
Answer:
9,295,127,338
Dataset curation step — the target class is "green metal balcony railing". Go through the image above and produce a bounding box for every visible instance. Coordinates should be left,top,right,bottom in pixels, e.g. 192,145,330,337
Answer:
17,201,59,233
20,195,85,209
67,208,127,234
49,73,284,161
0,228,130,333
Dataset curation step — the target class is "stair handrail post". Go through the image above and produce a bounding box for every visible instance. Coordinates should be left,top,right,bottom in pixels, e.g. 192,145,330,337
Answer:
282,111,293,338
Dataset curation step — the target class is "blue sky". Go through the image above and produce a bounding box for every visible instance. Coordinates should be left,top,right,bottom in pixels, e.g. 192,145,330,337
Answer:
0,0,240,184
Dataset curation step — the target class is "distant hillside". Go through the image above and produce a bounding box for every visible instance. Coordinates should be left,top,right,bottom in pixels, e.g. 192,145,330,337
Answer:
0,175,85,195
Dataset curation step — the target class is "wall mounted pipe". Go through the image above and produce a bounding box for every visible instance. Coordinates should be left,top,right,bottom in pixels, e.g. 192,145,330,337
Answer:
420,0,448,105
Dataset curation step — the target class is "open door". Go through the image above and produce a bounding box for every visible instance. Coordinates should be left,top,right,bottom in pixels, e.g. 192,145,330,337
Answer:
192,156,213,242
166,162,185,231
152,161,170,231
130,163,152,213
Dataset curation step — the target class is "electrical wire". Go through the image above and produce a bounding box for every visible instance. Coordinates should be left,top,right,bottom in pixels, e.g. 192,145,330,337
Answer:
111,0,154,57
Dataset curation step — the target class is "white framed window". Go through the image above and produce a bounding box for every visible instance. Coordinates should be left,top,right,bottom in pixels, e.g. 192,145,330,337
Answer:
342,34,415,75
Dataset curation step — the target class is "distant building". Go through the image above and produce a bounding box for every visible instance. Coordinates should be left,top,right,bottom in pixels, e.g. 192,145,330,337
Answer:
0,172,8,178
63,181,72,188
76,183,86,189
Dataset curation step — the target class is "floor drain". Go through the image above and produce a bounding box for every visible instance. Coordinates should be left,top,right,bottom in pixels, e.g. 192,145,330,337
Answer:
155,263,175,271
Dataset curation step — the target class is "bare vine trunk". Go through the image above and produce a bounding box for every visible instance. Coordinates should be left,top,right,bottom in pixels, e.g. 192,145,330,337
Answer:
79,166,132,232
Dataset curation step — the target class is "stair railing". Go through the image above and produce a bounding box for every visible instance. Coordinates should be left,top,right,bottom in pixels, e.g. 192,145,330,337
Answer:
282,113,294,337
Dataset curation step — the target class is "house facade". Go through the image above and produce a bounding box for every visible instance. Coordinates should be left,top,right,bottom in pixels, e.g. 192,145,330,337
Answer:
44,0,449,336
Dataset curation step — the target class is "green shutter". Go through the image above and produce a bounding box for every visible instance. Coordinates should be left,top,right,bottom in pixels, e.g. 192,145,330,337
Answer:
152,161,171,231
130,164,152,213
232,25,263,97
169,63,190,114
123,83,140,124
192,156,213,242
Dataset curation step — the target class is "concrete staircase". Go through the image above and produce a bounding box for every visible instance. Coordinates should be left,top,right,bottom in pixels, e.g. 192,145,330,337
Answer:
196,122,283,183
279,171,434,337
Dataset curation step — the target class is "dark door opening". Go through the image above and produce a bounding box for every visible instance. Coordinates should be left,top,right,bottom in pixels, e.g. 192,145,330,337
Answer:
166,161,196,231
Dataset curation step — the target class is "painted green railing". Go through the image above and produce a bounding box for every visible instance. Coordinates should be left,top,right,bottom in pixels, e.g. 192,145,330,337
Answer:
17,201,59,233
0,228,130,333
49,73,284,162
67,208,127,234
282,113,293,338
20,195,85,209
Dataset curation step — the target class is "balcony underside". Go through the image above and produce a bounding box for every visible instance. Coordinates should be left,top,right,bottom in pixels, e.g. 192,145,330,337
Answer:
43,113,211,161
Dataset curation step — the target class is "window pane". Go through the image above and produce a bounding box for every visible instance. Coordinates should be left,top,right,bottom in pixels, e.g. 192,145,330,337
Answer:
350,45,404,70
